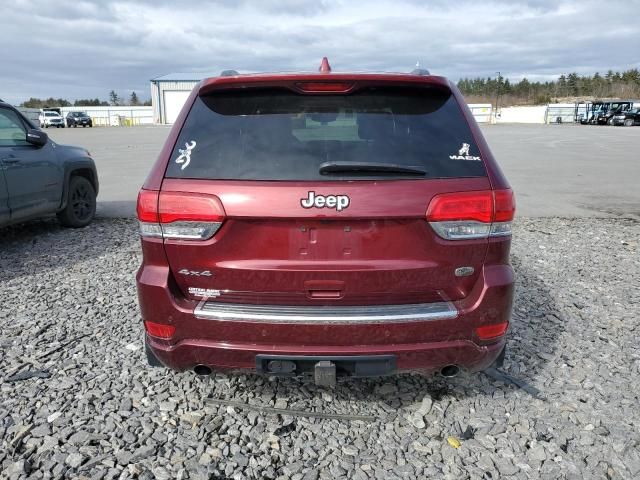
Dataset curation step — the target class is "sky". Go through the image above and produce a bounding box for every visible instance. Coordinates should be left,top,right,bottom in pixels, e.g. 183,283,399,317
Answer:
1,0,639,104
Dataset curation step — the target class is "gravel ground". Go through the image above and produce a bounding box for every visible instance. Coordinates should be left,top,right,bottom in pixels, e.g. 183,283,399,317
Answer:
1,217,639,479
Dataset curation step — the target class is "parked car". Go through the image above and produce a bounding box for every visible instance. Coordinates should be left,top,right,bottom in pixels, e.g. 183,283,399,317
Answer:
39,111,65,128
66,111,93,128
579,101,635,125
136,59,515,385
613,107,640,126
595,101,634,125
0,100,98,228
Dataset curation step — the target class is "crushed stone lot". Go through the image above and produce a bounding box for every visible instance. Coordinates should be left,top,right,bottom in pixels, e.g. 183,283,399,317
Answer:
1,217,639,479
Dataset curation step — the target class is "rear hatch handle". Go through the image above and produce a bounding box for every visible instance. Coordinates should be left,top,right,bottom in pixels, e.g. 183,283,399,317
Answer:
304,280,345,299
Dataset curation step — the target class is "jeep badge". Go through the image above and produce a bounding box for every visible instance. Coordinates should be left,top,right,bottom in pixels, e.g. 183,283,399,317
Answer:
301,191,350,211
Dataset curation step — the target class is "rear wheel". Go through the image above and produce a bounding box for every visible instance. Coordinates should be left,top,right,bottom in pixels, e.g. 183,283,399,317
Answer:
57,176,96,228
625,119,634,126
607,118,614,126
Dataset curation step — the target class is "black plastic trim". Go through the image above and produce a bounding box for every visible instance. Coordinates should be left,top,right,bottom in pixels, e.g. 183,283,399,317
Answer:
255,354,396,378
58,160,99,211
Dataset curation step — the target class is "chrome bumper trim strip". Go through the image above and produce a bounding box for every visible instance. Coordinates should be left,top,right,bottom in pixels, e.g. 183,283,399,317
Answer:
194,300,457,324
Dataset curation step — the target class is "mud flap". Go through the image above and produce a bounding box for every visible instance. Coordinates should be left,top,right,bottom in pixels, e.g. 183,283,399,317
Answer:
145,336,164,367
493,343,506,369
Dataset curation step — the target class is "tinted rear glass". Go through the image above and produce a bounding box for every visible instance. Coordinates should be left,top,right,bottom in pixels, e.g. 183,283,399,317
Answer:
166,87,486,180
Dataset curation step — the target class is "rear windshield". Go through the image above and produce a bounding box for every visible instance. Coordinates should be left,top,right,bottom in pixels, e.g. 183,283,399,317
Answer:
166,87,486,180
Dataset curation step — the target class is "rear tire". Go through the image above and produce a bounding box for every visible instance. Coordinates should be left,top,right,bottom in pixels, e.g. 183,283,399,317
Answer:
625,119,634,126
57,176,96,228
607,118,614,126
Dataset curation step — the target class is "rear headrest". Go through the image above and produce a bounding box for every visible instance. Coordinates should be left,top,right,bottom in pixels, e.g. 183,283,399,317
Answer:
243,114,294,146
357,114,395,141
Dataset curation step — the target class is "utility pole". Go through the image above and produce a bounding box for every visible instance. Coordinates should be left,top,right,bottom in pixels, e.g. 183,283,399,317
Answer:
495,71,501,123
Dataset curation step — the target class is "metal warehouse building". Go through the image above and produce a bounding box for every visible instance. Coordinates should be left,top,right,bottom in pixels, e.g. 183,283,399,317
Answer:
150,72,216,124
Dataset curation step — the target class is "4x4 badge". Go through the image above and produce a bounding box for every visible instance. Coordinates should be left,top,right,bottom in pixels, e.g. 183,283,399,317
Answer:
178,269,212,277
301,191,350,211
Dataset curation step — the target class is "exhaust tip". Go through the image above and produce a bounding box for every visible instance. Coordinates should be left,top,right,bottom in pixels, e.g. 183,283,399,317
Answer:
440,365,460,378
193,364,212,376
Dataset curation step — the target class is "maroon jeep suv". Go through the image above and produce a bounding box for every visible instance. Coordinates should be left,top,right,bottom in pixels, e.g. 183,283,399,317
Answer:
136,59,515,385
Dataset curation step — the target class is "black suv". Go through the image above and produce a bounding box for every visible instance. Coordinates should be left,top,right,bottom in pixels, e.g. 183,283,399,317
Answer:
612,107,640,126
66,111,93,128
596,102,633,125
0,101,99,228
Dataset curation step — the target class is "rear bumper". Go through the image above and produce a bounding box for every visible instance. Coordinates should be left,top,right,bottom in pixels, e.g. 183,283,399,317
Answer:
138,263,514,376
146,334,506,375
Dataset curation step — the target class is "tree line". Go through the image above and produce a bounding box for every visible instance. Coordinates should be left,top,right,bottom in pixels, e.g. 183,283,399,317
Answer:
21,91,150,108
457,69,640,106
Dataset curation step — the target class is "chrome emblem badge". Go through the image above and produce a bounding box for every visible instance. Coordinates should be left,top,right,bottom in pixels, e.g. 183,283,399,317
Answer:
301,191,350,211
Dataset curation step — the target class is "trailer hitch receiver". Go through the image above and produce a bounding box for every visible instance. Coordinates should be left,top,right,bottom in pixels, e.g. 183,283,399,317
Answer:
314,360,336,387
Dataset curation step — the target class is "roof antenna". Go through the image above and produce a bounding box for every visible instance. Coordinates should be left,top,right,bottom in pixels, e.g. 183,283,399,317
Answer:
411,60,430,76
319,57,332,73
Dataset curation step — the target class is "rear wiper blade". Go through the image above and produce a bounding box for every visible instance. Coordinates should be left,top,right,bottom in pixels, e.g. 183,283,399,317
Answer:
319,161,427,176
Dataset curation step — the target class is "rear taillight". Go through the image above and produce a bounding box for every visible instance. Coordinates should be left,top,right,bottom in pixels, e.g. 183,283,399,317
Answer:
137,190,225,240
144,321,176,339
426,189,515,240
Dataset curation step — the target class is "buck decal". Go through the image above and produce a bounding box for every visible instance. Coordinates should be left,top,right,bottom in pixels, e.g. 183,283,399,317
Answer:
175,140,197,170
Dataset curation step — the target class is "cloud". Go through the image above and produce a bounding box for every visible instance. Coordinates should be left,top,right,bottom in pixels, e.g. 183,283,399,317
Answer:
1,0,638,103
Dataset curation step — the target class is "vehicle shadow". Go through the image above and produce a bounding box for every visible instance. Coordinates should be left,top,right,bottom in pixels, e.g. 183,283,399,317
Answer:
97,200,137,219
0,217,139,284
204,254,564,411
